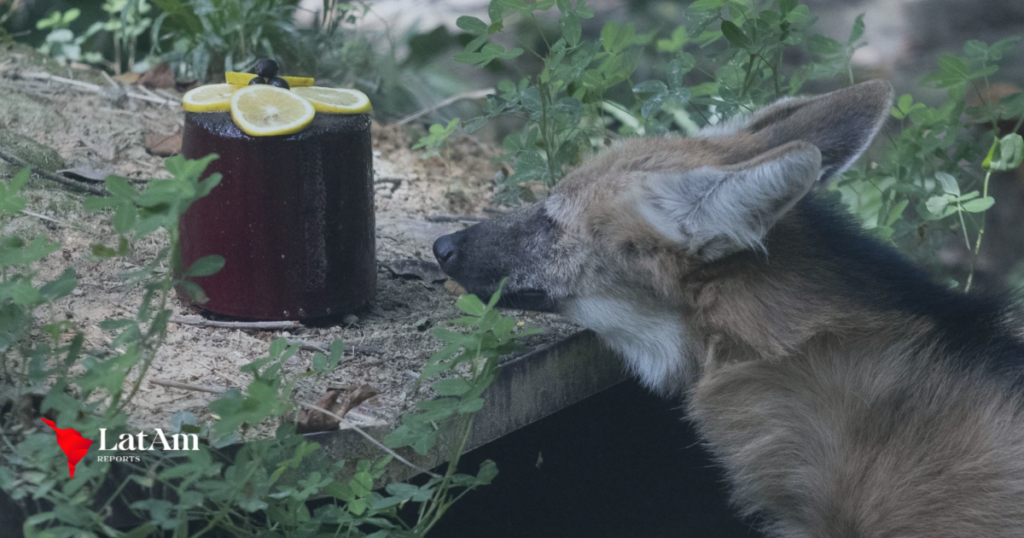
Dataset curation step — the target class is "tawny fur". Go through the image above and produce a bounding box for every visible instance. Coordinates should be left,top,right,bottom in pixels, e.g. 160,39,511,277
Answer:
435,80,1024,537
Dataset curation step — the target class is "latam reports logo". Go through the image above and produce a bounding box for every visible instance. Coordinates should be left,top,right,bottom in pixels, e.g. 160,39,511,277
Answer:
40,418,93,479
41,418,200,479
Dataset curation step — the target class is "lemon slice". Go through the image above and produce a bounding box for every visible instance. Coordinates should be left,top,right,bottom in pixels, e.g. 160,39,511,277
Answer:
292,87,371,114
182,84,236,112
230,86,315,137
225,71,314,87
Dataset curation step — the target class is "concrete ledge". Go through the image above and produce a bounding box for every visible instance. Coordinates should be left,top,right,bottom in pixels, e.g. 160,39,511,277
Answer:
309,330,626,484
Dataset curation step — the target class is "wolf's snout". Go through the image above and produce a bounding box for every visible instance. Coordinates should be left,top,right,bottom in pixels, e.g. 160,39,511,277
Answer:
433,234,457,270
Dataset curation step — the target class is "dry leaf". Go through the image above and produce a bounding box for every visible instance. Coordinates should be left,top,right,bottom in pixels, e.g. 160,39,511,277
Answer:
296,389,345,434
115,72,141,85
137,62,175,90
336,384,379,420
145,132,182,157
296,385,379,434
444,279,467,295
383,258,447,282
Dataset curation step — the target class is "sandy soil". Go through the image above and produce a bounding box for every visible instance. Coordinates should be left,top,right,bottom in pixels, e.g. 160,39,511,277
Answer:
0,44,577,435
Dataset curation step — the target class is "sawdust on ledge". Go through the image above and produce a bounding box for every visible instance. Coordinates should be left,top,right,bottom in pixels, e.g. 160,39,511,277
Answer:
0,46,579,437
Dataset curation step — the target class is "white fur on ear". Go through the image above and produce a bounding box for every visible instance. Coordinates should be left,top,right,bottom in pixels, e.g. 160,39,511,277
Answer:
638,141,822,260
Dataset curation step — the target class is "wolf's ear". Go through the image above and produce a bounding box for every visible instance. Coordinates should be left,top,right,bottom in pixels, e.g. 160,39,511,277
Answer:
704,80,893,182
639,141,821,260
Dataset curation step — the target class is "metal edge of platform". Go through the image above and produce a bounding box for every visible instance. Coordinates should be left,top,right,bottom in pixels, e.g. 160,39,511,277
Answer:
307,329,627,485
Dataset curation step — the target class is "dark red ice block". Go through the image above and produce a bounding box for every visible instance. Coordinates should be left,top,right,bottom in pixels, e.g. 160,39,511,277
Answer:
177,111,375,320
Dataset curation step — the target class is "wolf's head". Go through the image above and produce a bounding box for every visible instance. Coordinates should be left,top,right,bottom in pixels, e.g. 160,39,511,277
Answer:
433,81,893,391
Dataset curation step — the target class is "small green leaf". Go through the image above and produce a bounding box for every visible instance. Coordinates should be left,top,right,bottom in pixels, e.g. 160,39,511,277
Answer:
786,4,810,23
848,13,865,44
456,293,486,316
113,201,137,234
457,397,485,414
937,54,970,80
934,172,960,196
185,255,225,277
39,268,77,301
885,199,910,227
925,195,950,216
477,459,499,484
656,26,688,53
961,197,995,213
432,378,472,396
641,94,665,118
688,0,724,10
632,80,668,95
91,243,118,258
104,175,138,200
560,12,582,46
719,21,749,49
456,16,488,35
897,94,914,113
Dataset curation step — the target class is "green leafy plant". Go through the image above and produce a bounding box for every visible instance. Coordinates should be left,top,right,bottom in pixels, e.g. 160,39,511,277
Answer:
35,8,104,64
150,0,299,80
94,0,155,74
413,118,461,175
0,154,530,536
450,0,1023,290
378,282,537,534
149,0,388,98
0,0,21,39
0,168,76,361
452,0,858,204
835,37,1024,288
455,0,648,203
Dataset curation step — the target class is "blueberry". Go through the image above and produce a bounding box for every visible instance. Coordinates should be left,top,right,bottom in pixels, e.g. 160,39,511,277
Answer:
248,77,269,85
267,77,290,89
254,59,279,79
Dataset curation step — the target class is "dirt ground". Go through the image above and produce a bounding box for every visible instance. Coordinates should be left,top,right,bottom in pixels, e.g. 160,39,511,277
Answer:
0,44,578,435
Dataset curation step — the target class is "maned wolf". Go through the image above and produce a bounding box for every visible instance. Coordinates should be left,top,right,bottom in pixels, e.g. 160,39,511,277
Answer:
432,80,1024,537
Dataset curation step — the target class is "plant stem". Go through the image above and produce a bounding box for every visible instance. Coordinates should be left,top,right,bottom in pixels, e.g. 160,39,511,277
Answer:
539,83,558,187
963,169,993,293
420,413,477,535
114,228,175,414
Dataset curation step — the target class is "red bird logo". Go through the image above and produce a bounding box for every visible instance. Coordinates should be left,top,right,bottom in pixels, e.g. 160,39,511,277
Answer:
40,418,93,479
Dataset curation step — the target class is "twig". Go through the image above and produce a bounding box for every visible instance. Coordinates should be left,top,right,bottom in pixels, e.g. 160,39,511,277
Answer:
150,378,227,394
20,209,63,225
348,344,384,355
394,88,495,127
18,71,180,107
375,174,411,184
169,316,299,330
289,338,329,353
0,146,109,196
426,214,488,223
287,338,383,356
19,71,100,91
297,400,442,478
100,70,118,88
137,84,172,108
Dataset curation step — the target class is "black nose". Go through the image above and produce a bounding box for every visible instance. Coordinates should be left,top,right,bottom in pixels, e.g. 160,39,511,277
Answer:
433,234,457,270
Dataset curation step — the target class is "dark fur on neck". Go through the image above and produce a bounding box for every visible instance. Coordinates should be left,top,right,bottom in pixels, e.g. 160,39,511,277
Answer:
689,193,1024,378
